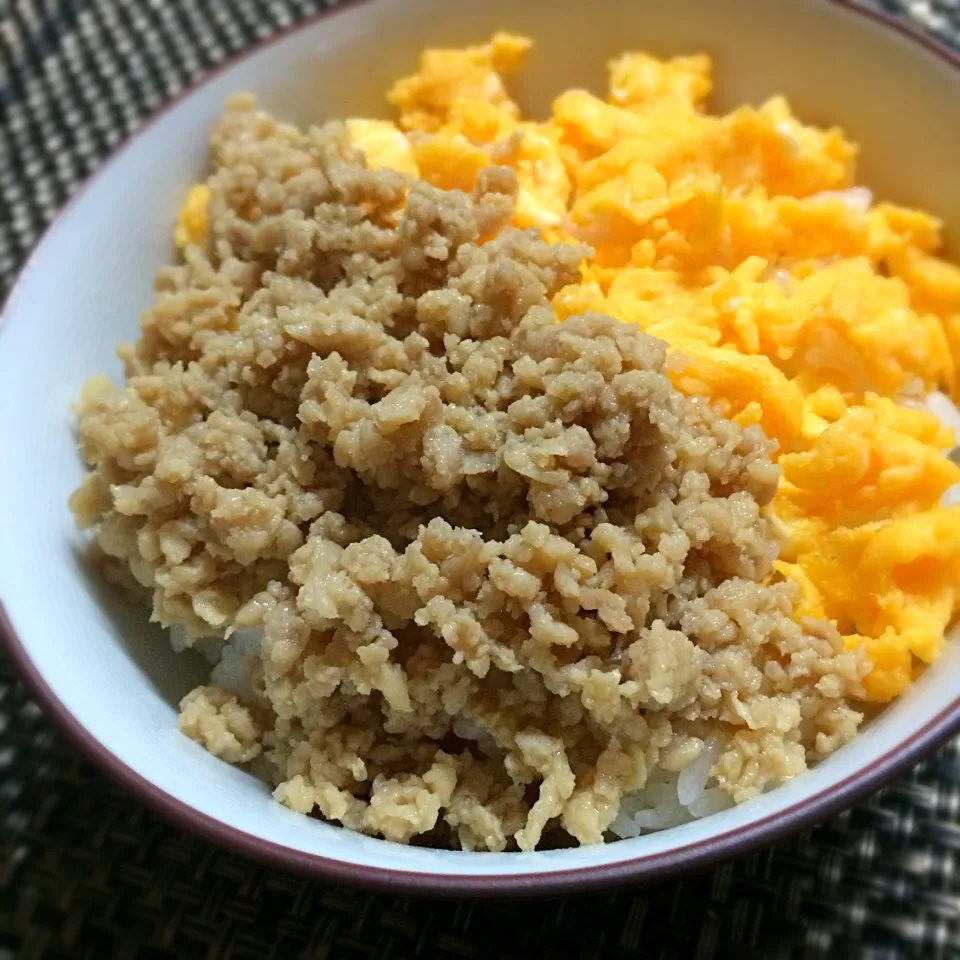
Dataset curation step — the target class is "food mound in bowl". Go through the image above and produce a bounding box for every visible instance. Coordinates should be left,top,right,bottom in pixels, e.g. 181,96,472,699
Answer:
70,35,960,851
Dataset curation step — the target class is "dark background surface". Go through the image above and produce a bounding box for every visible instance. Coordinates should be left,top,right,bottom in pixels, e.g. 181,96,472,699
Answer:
2,2,960,957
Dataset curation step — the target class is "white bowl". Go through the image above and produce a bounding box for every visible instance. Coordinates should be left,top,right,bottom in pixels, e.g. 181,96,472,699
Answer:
2,0,959,896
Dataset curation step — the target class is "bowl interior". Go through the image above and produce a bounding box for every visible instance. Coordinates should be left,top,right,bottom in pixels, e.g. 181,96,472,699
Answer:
1,0,959,887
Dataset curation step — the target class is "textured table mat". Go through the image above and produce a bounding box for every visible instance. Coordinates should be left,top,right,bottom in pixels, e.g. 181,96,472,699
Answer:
2,1,960,957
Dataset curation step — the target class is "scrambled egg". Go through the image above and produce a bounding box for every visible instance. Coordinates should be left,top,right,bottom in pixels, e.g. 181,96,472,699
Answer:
174,184,211,248
175,35,960,702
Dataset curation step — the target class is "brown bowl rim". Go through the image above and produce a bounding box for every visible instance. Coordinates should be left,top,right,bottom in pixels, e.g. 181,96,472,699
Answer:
2,0,959,898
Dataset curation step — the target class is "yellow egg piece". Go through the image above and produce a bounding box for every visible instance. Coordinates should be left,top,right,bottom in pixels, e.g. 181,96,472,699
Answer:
174,184,211,249
346,119,418,176
388,32,531,133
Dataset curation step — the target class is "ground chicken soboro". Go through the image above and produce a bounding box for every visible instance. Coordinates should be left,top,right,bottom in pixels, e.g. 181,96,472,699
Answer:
70,100,868,851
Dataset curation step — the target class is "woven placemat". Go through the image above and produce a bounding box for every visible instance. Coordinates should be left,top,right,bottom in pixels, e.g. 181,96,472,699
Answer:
2,1,960,957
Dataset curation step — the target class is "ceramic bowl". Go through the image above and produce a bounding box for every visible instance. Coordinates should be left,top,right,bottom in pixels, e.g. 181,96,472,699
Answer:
2,0,959,896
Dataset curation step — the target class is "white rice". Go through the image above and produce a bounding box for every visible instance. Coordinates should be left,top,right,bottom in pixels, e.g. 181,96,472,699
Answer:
209,627,262,703
943,486,960,508
903,391,960,507
168,624,189,653
608,737,733,839
451,716,502,759
926,391,960,444
677,737,721,805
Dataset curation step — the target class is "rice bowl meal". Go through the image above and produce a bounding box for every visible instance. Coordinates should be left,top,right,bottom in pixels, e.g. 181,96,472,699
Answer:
68,34,960,851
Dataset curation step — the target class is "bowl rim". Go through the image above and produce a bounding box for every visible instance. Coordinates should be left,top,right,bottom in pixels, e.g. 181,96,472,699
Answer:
2,0,960,898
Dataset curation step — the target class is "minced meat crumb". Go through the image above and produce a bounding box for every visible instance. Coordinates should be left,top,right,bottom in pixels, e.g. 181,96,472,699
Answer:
70,99,868,851
178,685,262,764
